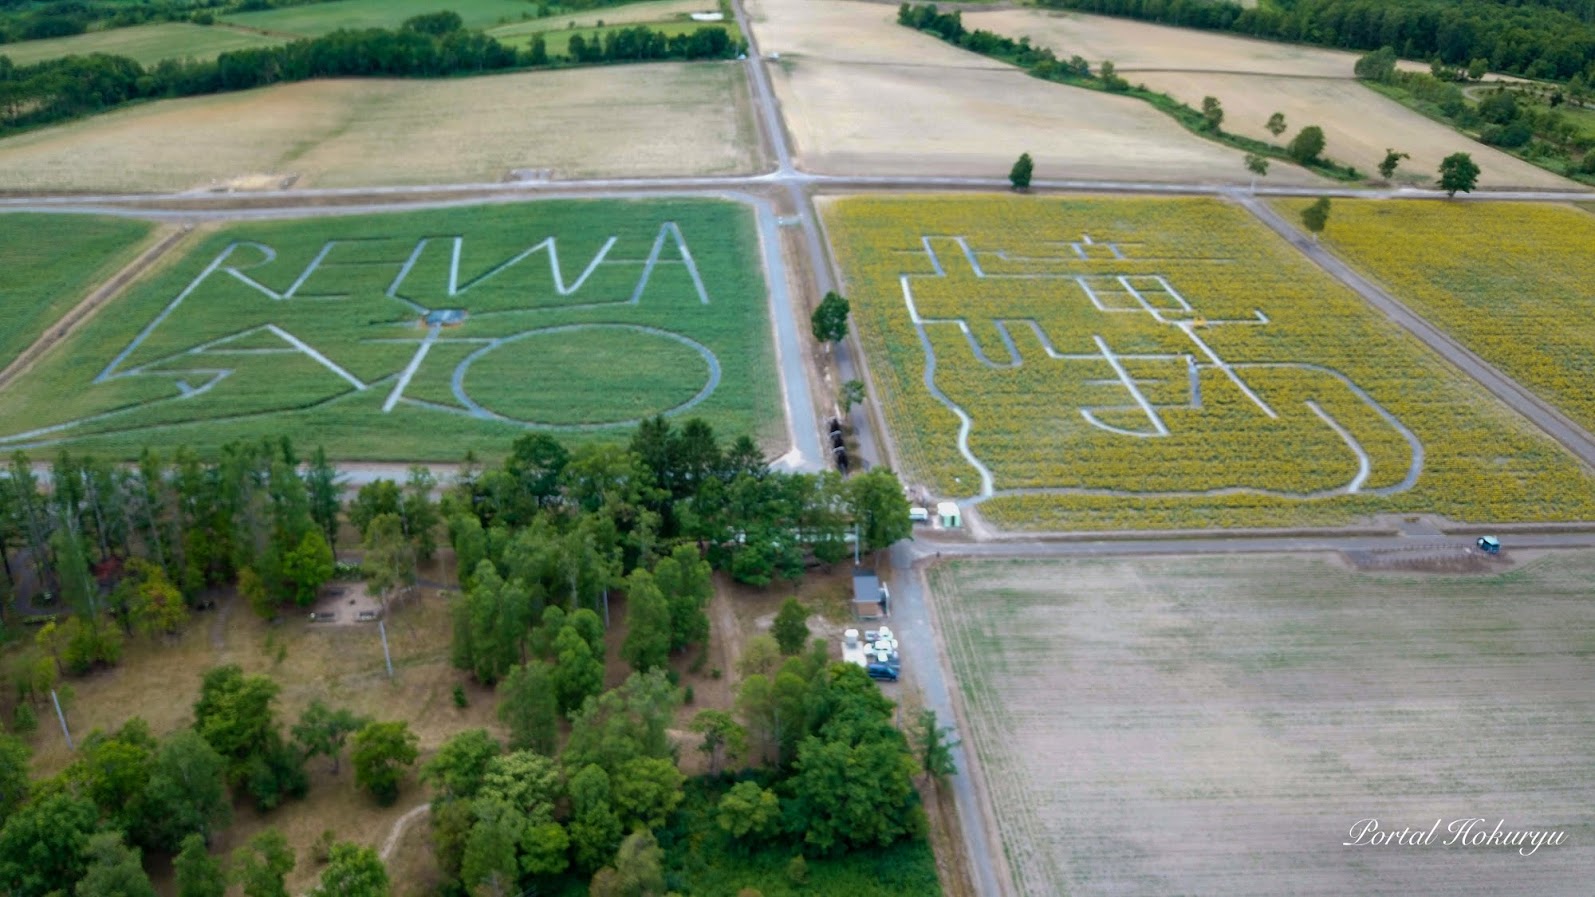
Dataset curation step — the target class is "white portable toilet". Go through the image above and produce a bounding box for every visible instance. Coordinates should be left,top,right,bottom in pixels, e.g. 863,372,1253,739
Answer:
844,629,859,648
937,501,962,529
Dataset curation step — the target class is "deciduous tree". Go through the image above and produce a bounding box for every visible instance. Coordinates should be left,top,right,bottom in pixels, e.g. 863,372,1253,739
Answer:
308,843,388,897
1439,152,1481,196
175,834,227,897
1300,197,1332,238
76,832,157,897
1008,152,1033,190
771,597,809,656
1200,95,1223,130
621,569,671,673
142,729,231,850
914,708,959,787
422,728,501,802
498,662,559,755
689,709,746,775
1265,111,1287,137
291,700,368,775
351,720,419,806
0,791,99,897
1378,148,1410,179
232,829,294,897
809,292,851,346
1287,125,1326,164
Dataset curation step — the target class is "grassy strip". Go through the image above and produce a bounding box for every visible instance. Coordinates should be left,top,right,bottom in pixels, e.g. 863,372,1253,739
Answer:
899,8,1361,182
1363,80,1595,188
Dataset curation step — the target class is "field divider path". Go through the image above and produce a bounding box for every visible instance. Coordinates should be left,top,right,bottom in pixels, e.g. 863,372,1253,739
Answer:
0,222,191,393
1235,192,1595,470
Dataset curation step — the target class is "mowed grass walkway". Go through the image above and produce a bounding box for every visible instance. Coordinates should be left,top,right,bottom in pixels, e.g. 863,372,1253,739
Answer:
930,553,1595,896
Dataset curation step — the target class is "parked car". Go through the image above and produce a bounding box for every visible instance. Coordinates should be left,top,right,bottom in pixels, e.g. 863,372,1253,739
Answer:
866,662,899,682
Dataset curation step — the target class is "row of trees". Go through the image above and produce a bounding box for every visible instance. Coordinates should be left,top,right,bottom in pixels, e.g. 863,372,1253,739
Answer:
1356,46,1595,178
1037,0,1595,82
898,4,1360,179
0,662,414,897
0,13,740,135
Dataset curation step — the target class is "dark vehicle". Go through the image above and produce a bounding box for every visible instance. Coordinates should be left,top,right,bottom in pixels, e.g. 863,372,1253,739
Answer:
866,662,899,682
1477,535,1501,554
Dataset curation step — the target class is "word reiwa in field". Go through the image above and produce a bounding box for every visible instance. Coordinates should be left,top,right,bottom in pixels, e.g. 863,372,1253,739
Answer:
1,223,721,449
900,233,1423,502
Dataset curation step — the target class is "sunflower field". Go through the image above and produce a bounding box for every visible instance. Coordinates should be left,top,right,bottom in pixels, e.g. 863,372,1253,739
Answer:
1282,199,1595,434
821,195,1595,530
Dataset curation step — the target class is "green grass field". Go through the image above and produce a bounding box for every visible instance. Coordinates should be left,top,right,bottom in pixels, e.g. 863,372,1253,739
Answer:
219,0,558,38
0,21,284,66
0,213,157,372
0,199,781,461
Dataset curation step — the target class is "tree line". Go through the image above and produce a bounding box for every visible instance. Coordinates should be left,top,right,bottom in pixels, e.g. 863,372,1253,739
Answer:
1356,46,1595,179
1036,0,1595,83
899,3,1360,179
0,0,341,45
0,12,740,135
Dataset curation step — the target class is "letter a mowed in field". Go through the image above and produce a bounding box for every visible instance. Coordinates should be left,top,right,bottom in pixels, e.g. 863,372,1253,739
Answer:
821,195,1595,530
0,200,782,460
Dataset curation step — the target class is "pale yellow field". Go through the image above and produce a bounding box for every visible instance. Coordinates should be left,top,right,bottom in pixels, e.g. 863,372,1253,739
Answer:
749,0,1324,183
0,63,759,192
965,9,1577,189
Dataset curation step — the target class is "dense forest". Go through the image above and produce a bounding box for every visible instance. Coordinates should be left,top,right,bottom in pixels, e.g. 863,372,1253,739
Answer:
0,10,739,135
1040,0,1595,82
0,416,927,896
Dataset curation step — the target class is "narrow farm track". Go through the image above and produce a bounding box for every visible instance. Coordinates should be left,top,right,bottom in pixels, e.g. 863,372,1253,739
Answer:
379,804,431,863
0,222,190,392
1235,192,1595,471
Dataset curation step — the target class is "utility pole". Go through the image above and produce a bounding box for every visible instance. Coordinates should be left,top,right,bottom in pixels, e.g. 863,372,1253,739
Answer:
379,621,394,679
51,689,73,751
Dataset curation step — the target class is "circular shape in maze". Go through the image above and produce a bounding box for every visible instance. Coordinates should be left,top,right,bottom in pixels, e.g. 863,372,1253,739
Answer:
453,324,721,428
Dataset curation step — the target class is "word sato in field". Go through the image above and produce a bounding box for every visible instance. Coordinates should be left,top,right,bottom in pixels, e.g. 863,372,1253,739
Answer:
899,233,1422,500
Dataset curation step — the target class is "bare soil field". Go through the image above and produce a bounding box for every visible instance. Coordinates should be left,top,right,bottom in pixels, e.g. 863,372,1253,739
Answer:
929,552,1595,896
0,63,760,192
965,9,1576,188
747,0,1323,183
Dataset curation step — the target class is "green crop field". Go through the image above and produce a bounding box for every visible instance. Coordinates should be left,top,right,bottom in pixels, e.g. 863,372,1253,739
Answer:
0,213,157,372
0,22,284,67
930,553,1595,896
0,199,780,460
220,0,558,38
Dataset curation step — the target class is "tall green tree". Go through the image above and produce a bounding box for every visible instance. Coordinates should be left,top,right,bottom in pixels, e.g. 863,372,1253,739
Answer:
1244,153,1268,191
846,468,912,553
279,530,333,606
0,791,99,897
1265,111,1287,137
1439,152,1481,196
652,544,711,652
1300,197,1332,238
566,765,623,873
291,700,368,775
562,669,680,775
914,708,960,787
361,513,415,605
552,625,604,717
352,721,419,806
621,569,671,673
460,799,521,897
588,830,664,897
0,734,29,827
403,466,441,560
232,830,294,897
809,292,851,346
76,832,157,897
689,709,746,775
421,729,501,803
1200,95,1223,131
771,597,809,656
141,729,231,851
308,843,388,897
715,780,781,842
1287,125,1326,164
1008,152,1033,190
304,447,342,550
175,834,227,897
497,661,559,755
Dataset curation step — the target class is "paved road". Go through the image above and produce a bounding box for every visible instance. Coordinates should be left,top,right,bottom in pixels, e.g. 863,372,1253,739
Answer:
1237,192,1595,470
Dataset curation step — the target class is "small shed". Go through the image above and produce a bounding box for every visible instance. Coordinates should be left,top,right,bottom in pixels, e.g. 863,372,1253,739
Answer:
937,501,962,529
852,570,888,620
